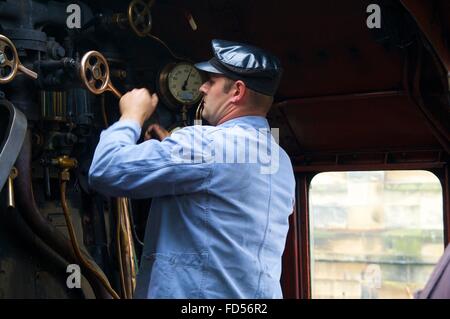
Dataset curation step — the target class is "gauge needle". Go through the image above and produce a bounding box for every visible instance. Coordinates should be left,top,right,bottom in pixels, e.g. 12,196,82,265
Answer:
182,69,192,91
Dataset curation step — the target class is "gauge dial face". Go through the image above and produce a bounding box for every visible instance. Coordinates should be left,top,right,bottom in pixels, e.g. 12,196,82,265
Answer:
167,62,203,105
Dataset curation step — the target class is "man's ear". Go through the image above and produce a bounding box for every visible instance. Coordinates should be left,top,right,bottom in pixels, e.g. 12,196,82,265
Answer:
231,80,247,103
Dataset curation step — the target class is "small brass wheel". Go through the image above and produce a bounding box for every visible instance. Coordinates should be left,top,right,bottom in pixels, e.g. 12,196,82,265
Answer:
0,34,38,84
128,0,153,37
80,51,122,98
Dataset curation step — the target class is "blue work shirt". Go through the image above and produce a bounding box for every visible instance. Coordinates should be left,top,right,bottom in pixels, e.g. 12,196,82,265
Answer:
89,116,295,298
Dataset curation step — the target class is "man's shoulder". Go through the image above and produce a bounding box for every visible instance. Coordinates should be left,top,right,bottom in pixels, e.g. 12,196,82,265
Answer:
172,124,221,135
167,124,221,147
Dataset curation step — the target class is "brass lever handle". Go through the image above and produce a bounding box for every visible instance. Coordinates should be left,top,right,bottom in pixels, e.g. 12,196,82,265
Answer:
18,64,38,80
80,50,123,99
0,34,39,83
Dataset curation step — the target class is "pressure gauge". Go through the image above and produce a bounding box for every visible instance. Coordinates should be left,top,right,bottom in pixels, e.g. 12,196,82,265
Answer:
158,62,204,110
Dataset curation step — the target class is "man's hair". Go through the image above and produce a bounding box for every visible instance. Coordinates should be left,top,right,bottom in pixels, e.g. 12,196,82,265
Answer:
222,78,273,112
222,78,235,94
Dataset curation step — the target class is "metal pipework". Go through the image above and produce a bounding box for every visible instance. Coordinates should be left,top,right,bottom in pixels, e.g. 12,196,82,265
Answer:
40,91,67,121
14,131,113,299
7,167,18,208
96,89,136,298
51,155,77,170
111,0,154,37
0,98,27,192
59,163,120,299
0,197,87,299
116,197,137,298
35,58,77,71
0,34,38,84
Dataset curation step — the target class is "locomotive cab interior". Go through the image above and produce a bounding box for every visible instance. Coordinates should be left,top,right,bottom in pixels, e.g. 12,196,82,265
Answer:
0,0,449,299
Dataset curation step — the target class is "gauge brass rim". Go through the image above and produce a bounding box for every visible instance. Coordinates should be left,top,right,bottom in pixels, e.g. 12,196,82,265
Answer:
80,51,111,95
128,0,152,37
0,34,19,84
158,62,204,111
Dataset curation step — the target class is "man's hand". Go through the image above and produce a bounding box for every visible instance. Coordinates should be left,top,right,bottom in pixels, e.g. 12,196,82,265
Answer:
144,124,170,141
119,88,159,127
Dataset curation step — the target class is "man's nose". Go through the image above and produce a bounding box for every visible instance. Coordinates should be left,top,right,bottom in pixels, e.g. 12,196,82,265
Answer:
199,82,208,94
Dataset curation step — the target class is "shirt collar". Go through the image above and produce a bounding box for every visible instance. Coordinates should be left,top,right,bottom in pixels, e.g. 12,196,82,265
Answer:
218,116,269,129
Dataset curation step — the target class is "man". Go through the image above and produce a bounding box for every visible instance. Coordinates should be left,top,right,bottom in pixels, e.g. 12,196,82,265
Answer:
415,244,450,299
89,39,296,298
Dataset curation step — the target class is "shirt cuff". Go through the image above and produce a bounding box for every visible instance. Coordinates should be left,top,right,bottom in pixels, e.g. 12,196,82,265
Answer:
109,119,142,141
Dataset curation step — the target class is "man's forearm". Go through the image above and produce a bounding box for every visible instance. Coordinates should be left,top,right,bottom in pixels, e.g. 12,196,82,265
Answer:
88,120,142,196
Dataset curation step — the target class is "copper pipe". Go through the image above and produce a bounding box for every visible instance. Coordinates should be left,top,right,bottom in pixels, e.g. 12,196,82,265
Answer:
14,130,112,299
116,198,127,298
100,102,135,298
120,198,137,295
60,170,120,299
119,199,132,298
101,98,135,298
147,34,189,61
123,199,137,291
118,197,136,298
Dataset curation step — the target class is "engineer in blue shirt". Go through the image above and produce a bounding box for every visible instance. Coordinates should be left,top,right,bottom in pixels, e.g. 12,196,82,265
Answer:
89,39,296,298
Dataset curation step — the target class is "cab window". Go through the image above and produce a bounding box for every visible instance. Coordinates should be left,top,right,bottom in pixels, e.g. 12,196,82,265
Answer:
309,170,444,299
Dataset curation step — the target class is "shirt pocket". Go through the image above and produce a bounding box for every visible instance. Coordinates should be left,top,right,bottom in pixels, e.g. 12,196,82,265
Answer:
134,252,208,299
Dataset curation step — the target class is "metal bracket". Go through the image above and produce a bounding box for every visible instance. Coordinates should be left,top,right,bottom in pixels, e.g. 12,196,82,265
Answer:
0,98,27,191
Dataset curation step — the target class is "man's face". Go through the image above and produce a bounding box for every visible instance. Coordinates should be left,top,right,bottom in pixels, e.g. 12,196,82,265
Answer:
198,74,235,125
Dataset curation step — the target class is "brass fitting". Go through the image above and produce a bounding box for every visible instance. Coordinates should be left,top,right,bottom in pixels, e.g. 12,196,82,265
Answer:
60,169,71,182
7,167,18,208
51,156,77,182
51,155,78,170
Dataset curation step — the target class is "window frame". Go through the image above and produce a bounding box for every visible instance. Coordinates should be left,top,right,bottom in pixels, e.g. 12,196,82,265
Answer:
281,164,449,299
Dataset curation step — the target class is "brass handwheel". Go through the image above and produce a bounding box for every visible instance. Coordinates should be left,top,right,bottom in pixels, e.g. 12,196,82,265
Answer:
80,51,122,98
0,34,38,84
128,0,153,37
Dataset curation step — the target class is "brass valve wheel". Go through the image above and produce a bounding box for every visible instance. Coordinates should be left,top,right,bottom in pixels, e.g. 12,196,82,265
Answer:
0,34,38,84
80,51,122,98
128,0,153,37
